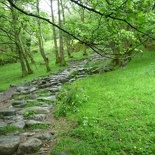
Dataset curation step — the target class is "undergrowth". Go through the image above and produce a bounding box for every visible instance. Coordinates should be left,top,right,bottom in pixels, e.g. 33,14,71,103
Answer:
54,85,88,117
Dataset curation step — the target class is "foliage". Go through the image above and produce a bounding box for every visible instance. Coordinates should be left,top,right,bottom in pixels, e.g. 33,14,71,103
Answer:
55,85,88,117
52,51,155,155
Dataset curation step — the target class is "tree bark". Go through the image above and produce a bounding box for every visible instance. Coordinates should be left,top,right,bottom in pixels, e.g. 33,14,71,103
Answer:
50,0,60,64
10,2,28,76
58,0,65,66
36,0,51,72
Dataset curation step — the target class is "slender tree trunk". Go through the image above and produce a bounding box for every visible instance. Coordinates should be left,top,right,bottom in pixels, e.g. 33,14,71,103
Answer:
66,40,72,58
50,0,60,64
19,36,33,74
80,7,87,56
16,45,28,76
58,0,65,66
60,0,72,58
36,0,51,72
10,3,28,76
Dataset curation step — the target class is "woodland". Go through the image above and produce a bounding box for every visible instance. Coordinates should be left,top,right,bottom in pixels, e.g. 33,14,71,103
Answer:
0,0,155,77
1,1,155,155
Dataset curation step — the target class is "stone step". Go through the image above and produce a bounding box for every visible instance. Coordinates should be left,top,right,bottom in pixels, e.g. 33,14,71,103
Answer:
0,109,16,116
12,100,27,108
17,138,42,155
0,136,20,155
25,120,50,127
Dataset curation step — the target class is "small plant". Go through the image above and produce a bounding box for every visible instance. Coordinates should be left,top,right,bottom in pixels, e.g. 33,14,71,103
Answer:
55,86,87,117
24,110,37,119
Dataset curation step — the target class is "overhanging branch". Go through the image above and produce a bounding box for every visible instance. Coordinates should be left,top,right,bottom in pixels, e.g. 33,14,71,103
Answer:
70,0,155,40
7,0,108,57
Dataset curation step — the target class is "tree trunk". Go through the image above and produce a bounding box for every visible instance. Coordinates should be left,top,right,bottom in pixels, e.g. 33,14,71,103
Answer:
60,0,72,58
50,0,60,64
80,7,87,56
66,40,72,58
58,0,65,66
36,0,51,72
19,36,33,74
10,3,28,76
17,45,28,76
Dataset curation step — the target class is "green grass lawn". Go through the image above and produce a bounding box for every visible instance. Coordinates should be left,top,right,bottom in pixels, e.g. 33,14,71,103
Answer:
52,51,155,155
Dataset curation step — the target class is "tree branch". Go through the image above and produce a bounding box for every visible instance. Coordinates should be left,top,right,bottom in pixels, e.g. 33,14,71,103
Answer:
7,0,109,57
70,0,155,40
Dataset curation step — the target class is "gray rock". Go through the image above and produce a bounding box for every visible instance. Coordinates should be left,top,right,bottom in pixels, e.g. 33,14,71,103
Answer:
0,121,7,130
12,100,27,108
20,132,35,137
4,115,24,122
47,87,60,93
0,109,16,116
76,75,85,78
38,96,56,102
34,132,52,140
25,120,49,127
27,94,37,99
11,121,25,129
17,138,42,155
50,80,59,85
29,87,37,93
29,114,46,121
26,106,50,114
16,86,28,92
0,136,20,155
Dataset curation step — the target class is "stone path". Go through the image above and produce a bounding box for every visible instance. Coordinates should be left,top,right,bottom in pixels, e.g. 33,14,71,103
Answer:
0,53,112,155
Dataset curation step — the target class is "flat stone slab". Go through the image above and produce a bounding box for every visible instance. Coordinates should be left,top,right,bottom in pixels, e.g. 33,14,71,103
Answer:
38,96,56,102
0,109,16,116
29,87,37,93
16,86,29,92
26,106,50,114
34,132,52,140
0,136,20,155
17,138,42,155
12,100,27,108
25,120,49,127
29,114,46,121
47,87,60,93
11,121,25,129
18,106,50,115
4,115,24,122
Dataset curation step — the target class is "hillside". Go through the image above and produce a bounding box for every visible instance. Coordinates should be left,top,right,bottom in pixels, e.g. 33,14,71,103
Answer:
52,51,155,155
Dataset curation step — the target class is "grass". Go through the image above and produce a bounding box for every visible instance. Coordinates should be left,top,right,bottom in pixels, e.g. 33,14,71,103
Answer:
52,51,155,155
0,125,24,136
27,124,50,130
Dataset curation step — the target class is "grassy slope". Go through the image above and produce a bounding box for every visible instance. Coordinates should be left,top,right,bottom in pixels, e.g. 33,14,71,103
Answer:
52,51,155,155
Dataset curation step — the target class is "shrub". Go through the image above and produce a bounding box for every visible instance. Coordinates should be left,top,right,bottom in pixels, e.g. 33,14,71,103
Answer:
54,85,87,117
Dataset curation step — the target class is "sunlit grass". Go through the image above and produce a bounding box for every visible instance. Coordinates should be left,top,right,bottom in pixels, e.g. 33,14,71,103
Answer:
52,51,155,155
